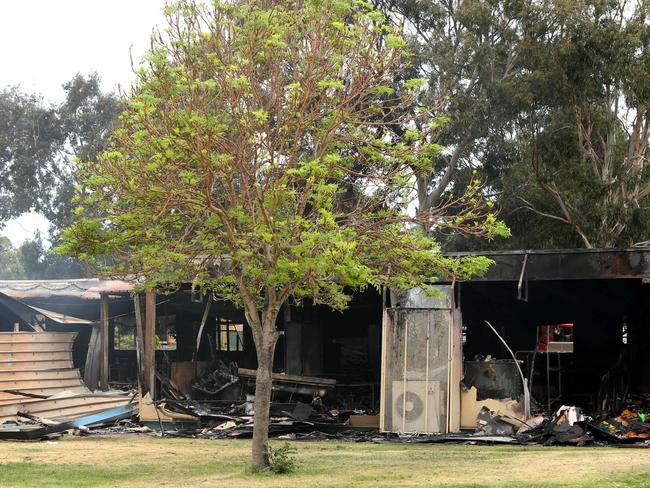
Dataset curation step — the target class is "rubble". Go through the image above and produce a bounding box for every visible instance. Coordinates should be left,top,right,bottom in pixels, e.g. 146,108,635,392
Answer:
191,361,240,397
590,410,650,442
475,406,515,435
140,394,377,441
3,330,648,448
128,362,381,440
132,360,650,447
465,396,650,447
0,402,137,440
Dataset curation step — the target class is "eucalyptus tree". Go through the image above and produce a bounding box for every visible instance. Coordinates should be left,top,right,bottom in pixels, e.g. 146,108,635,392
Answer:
515,0,650,247
373,0,524,236
0,87,61,223
377,0,650,249
0,74,120,229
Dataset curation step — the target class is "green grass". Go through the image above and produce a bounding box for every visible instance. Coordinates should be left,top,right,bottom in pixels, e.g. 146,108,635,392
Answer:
0,436,649,487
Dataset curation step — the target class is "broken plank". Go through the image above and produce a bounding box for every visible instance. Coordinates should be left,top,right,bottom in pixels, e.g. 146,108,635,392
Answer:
237,368,336,387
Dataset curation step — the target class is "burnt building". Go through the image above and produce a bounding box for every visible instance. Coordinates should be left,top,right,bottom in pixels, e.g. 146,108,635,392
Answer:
2,247,650,435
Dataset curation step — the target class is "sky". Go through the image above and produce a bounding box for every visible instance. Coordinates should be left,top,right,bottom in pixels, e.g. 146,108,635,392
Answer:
1,0,168,246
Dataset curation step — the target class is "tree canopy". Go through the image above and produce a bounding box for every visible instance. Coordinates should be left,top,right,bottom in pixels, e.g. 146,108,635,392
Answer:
0,87,60,224
0,74,120,229
60,0,505,469
0,74,120,278
377,0,650,249
512,0,650,248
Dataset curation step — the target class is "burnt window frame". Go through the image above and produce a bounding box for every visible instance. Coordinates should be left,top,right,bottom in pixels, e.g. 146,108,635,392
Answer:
216,318,244,352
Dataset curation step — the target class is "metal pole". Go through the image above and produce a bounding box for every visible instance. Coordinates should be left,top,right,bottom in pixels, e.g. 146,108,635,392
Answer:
402,315,408,433
99,293,110,390
133,294,145,394
558,353,562,398
546,351,551,412
195,295,213,353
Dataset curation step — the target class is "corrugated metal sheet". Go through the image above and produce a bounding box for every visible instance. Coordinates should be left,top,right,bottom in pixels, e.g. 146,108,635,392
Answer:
0,279,134,300
28,305,95,325
0,292,94,329
0,331,131,423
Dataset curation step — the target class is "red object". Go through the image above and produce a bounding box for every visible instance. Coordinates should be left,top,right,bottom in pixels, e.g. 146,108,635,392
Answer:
536,323,574,352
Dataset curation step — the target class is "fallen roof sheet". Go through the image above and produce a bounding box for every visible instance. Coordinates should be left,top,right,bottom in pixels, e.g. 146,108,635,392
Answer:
0,403,136,440
0,292,94,326
28,305,94,325
0,331,133,424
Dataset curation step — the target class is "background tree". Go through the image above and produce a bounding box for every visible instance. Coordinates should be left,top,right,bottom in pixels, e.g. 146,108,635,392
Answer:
0,232,85,280
0,87,61,223
377,0,650,250
60,0,505,470
512,0,650,248
374,0,524,238
47,73,122,231
0,236,25,279
0,74,120,278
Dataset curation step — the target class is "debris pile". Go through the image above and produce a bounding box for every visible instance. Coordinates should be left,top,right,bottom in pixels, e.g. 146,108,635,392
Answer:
590,395,650,442
5,332,649,448
455,353,650,447
143,396,378,440
139,360,650,447
475,406,517,436
191,361,240,397
468,400,650,447
133,361,382,440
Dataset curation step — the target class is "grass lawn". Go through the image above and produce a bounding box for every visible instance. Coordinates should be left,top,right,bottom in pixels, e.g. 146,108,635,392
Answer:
0,435,649,487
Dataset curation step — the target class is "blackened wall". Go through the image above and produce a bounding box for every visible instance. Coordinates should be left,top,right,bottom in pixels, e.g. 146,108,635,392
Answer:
459,279,650,407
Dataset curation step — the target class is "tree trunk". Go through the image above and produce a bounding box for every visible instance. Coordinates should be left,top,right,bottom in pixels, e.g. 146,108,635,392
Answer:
416,174,431,236
239,282,283,471
250,327,278,471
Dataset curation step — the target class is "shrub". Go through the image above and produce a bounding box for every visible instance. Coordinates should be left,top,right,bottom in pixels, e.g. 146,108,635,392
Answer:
265,442,297,474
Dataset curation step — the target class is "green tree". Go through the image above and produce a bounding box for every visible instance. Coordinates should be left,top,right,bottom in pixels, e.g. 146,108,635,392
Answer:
0,233,85,280
380,0,650,250
0,74,120,278
47,73,122,231
60,0,505,470
512,0,650,248
0,87,62,223
0,237,25,279
374,0,524,238
0,74,120,229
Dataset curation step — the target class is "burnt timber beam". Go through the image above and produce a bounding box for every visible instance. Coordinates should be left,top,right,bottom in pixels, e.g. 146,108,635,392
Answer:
133,294,146,394
444,249,650,282
144,290,156,398
99,293,109,390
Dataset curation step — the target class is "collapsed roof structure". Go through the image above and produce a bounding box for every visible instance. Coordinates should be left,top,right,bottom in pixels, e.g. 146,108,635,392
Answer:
0,291,135,438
